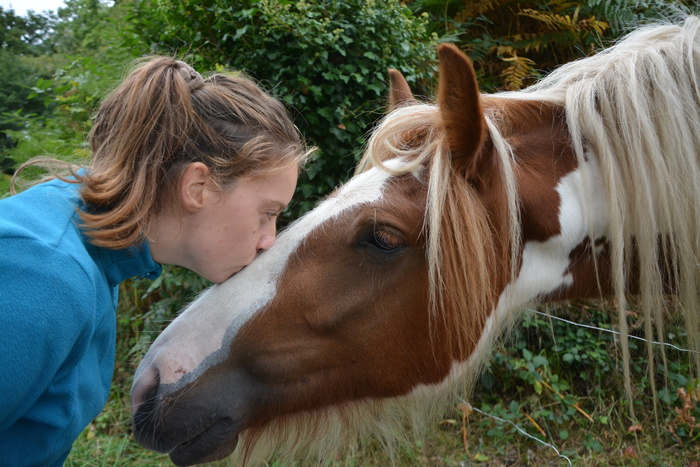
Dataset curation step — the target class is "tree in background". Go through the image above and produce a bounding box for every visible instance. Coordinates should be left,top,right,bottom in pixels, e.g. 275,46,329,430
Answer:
0,7,60,181
0,7,57,55
7,0,692,207
0,0,146,193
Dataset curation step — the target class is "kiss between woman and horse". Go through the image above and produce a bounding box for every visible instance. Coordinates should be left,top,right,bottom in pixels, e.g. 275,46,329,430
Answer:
130,15,700,466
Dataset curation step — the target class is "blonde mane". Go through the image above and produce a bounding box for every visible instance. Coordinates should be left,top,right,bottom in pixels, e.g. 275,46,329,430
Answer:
504,16,700,400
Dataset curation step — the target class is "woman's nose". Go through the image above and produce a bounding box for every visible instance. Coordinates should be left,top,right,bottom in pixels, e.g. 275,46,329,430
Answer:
257,225,277,253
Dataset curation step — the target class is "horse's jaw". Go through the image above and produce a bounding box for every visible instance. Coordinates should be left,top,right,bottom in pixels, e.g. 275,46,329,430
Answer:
132,400,243,467
166,420,241,466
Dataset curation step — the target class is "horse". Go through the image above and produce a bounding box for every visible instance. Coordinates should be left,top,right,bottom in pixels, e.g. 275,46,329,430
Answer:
130,16,700,466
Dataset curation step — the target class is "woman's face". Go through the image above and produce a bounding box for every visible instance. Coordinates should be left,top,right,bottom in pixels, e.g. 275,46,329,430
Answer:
185,164,298,284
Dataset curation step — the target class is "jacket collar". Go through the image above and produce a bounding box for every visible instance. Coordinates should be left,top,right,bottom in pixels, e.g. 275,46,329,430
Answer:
95,241,162,287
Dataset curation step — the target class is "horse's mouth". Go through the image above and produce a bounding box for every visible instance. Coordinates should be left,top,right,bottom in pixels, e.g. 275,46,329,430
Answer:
168,419,241,467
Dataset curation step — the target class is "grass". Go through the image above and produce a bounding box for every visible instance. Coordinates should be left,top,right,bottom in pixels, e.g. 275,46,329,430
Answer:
67,395,700,466
65,278,700,466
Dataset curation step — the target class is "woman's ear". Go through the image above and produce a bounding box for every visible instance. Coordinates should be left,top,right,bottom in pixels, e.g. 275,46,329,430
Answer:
179,162,210,213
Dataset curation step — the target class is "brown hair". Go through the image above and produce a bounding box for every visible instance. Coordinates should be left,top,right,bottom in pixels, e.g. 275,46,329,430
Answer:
14,56,310,249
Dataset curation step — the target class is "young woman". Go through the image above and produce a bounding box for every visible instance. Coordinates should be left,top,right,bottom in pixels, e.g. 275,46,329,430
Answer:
0,57,310,465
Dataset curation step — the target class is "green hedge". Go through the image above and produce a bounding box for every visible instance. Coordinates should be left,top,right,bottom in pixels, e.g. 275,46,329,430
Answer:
131,0,439,218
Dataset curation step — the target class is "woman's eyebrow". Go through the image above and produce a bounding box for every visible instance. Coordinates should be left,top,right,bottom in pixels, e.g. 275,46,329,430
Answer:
266,200,287,211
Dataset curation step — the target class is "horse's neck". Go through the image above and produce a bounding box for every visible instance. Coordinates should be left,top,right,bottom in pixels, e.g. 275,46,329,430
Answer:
463,147,611,370
497,138,612,317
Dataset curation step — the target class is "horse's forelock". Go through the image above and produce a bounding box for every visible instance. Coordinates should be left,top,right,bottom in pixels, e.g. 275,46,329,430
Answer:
357,103,442,176
426,116,521,365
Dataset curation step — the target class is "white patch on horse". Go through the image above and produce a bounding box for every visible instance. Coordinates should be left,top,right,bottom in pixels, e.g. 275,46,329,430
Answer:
482,154,609,362
132,159,405,392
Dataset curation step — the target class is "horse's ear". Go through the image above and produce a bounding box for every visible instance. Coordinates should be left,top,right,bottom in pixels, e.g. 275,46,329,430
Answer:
388,68,416,110
437,44,486,178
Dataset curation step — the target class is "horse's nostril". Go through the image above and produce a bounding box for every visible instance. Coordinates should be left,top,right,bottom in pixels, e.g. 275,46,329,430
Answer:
130,369,160,416
131,373,167,452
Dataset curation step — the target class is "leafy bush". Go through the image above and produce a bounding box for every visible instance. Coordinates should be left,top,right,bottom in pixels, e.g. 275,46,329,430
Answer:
130,0,439,218
0,7,64,186
473,302,699,456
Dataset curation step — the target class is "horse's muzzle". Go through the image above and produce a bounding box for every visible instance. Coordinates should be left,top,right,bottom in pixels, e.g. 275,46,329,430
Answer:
131,365,260,466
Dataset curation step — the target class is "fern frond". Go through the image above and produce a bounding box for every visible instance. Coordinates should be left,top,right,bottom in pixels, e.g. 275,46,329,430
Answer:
456,0,511,20
519,8,582,34
501,53,536,91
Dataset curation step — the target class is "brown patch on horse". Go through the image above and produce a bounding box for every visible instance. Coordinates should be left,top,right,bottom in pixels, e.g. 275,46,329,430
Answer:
554,237,680,302
488,98,578,242
540,238,613,302
467,98,579,301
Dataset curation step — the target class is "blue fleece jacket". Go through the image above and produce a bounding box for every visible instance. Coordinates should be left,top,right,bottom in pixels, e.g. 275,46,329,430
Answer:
0,179,162,466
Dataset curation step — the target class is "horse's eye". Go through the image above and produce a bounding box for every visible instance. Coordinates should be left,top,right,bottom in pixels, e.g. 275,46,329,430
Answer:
366,228,404,253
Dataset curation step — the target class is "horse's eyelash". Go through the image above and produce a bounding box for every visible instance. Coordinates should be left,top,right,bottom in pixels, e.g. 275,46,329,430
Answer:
374,229,403,248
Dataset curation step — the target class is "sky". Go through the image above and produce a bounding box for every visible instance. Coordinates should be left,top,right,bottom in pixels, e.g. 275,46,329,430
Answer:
1,0,66,16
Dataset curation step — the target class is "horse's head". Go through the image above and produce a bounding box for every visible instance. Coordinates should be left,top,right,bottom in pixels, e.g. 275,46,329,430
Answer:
130,45,569,466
